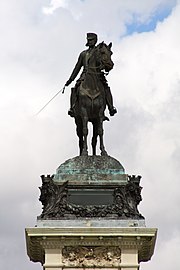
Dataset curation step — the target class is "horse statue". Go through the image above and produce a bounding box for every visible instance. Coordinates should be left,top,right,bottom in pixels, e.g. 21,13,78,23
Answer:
73,42,114,156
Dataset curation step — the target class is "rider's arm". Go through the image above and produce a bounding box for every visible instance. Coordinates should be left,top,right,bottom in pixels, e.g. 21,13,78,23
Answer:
66,52,84,86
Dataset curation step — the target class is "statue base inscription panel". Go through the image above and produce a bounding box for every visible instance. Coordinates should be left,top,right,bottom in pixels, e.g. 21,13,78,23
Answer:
38,156,144,220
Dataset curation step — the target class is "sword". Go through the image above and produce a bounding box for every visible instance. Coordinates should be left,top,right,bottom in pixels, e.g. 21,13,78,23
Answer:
35,85,66,116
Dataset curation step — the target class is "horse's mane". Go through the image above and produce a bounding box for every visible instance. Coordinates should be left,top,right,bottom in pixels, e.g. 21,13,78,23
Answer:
96,41,112,50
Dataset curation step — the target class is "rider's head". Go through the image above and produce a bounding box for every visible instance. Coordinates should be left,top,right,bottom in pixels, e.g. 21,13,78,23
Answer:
86,33,97,47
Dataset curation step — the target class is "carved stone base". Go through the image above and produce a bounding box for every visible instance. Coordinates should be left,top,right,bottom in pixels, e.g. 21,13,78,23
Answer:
25,156,157,269
25,226,157,269
38,156,144,220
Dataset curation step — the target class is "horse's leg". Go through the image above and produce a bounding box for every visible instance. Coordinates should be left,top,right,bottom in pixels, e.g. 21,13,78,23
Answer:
79,137,83,155
92,120,98,155
81,115,88,156
98,117,108,156
75,117,83,155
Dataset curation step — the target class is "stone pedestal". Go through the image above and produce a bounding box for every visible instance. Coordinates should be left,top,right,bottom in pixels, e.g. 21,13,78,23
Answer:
26,226,157,270
25,156,157,269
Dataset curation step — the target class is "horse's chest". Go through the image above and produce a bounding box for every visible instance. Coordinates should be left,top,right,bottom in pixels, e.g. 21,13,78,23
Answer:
79,85,100,100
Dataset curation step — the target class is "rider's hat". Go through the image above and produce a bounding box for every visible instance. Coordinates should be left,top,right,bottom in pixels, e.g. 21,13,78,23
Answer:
86,33,97,40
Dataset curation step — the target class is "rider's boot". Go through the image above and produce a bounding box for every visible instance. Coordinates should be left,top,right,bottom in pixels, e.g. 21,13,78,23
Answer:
68,108,75,117
105,87,117,116
109,107,117,116
68,87,76,117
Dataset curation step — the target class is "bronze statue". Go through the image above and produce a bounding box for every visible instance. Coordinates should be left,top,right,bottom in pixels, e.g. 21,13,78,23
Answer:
65,33,117,117
65,33,117,156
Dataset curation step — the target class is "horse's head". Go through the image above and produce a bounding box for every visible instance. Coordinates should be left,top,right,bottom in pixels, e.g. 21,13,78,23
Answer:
97,42,114,72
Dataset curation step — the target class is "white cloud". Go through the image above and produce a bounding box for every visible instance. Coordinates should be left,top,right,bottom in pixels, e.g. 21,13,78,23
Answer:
0,1,180,270
43,0,68,14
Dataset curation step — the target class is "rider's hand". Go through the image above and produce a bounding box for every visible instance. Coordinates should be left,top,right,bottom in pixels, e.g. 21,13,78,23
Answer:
65,79,72,86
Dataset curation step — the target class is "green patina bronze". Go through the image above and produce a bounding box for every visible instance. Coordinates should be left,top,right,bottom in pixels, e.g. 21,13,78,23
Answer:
53,156,126,185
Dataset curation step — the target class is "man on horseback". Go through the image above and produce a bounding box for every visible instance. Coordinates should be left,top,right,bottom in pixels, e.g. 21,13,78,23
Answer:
65,32,117,117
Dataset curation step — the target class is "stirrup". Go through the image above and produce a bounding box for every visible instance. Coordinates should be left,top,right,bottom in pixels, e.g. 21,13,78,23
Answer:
103,116,110,121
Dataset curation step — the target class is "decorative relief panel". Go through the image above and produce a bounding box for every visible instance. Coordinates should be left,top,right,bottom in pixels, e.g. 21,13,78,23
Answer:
62,246,121,267
38,175,144,220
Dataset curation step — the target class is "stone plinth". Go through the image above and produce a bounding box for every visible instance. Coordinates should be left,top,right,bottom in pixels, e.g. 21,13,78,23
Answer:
25,155,157,269
38,156,144,220
25,226,157,270
54,156,126,185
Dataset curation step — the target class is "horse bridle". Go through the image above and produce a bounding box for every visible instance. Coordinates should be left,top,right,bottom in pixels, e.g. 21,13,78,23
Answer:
86,47,110,75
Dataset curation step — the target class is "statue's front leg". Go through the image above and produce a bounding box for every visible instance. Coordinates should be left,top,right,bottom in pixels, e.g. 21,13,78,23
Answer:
98,118,108,156
92,120,98,156
81,116,88,156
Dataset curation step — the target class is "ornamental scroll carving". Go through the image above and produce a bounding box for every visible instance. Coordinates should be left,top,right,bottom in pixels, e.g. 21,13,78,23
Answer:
62,246,121,267
38,175,144,219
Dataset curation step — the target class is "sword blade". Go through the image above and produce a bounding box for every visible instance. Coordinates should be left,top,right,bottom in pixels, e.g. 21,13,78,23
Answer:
35,86,65,116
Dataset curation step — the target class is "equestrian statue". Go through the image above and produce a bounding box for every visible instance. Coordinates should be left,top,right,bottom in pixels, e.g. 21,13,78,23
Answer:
65,33,117,156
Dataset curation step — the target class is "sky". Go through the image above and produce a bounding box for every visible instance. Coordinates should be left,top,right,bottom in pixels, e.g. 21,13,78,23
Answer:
0,0,180,269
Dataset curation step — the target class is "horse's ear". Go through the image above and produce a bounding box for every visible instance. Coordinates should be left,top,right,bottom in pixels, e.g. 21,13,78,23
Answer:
99,41,104,48
108,42,112,49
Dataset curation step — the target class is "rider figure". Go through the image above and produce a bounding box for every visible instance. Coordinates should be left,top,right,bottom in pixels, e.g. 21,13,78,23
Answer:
65,33,117,117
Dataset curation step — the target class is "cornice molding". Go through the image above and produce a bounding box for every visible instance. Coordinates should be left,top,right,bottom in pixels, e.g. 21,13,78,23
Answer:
25,227,157,264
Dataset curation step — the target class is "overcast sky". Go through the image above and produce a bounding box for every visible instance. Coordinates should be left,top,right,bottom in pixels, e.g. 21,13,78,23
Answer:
0,0,180,269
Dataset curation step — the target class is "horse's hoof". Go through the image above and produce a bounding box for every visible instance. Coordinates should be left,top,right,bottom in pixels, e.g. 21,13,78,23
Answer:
81,150,88,156
101,150,108,156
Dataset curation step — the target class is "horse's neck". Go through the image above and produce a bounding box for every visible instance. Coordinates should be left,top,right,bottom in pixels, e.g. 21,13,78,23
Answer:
82,48,102,91
87,61,100,77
